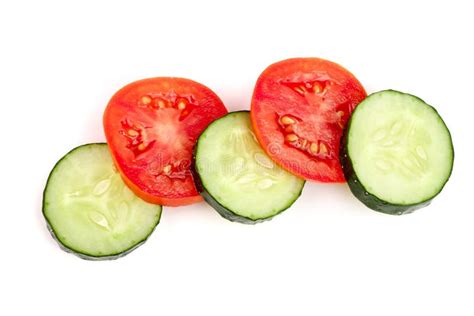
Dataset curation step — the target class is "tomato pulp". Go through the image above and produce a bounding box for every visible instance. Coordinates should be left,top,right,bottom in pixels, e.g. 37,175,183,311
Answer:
251,58,367,182
104,78,228,206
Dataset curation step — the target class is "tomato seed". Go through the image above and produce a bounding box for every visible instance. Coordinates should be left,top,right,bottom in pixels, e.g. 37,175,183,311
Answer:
156,100,165,108
163,165,171,174
310,142,318,154
177,101,187,110
295,86,305,94
280,116,295,125
319,143,328,154
286,134,298,142
128,129,139,136
141,96,152,104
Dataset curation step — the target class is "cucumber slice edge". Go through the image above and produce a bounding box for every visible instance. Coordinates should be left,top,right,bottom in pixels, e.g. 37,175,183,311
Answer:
341,90,454,215
42,143,162,260
192,111,305,224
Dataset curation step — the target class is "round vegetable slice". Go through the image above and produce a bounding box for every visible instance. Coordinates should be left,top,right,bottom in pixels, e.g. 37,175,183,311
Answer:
193,111,305,224
251,58,367,182
341,90,454,215
43,144,162,260
104,77,228,206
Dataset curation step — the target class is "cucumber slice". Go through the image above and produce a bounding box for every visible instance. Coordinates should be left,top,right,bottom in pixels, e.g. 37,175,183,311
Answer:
193,111,305,224
43,143,162,260
341,90,454,215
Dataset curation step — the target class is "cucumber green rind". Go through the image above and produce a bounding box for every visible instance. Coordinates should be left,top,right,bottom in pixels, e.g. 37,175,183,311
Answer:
192,158,303,224
340,90,454,215
192,111,305,224
42,143,162,260
43,218,158,261
340,141,431,215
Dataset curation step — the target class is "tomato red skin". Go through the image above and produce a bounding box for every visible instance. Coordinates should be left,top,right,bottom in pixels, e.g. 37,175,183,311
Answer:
104,77,227,206
251,58,367,183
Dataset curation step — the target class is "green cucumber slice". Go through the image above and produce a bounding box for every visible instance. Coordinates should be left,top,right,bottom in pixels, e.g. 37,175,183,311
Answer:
341,90,454,215
193,111,305,224
43,143,162,260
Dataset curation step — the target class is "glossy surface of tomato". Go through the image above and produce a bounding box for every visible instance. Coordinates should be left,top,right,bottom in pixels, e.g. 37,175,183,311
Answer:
104,78,228,206
251,58,367,182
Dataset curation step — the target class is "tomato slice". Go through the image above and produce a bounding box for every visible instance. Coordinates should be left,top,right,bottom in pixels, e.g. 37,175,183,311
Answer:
251,58,367,182
104,78,228,206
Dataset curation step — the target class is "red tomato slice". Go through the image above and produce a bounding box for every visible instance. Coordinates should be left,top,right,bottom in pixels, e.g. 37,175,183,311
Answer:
104,78,228,206
251,58,367,182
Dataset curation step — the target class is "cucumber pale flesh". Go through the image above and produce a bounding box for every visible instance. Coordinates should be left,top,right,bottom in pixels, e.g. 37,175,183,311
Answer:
341,90,454,215
193,111,305,224
43,143,162,260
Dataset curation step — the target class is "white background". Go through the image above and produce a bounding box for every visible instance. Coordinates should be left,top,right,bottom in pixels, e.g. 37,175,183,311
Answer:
1,1,473,315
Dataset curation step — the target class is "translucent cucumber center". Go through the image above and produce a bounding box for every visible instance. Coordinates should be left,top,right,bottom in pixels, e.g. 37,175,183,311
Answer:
63,172,136,235
196,112,304,220
369,119,430,179
220,126,284,192
44,144,161,257
348,91,453,205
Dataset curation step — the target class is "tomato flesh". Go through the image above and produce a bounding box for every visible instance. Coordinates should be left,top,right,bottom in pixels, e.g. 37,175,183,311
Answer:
104,78,228,206
251,58,367,182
